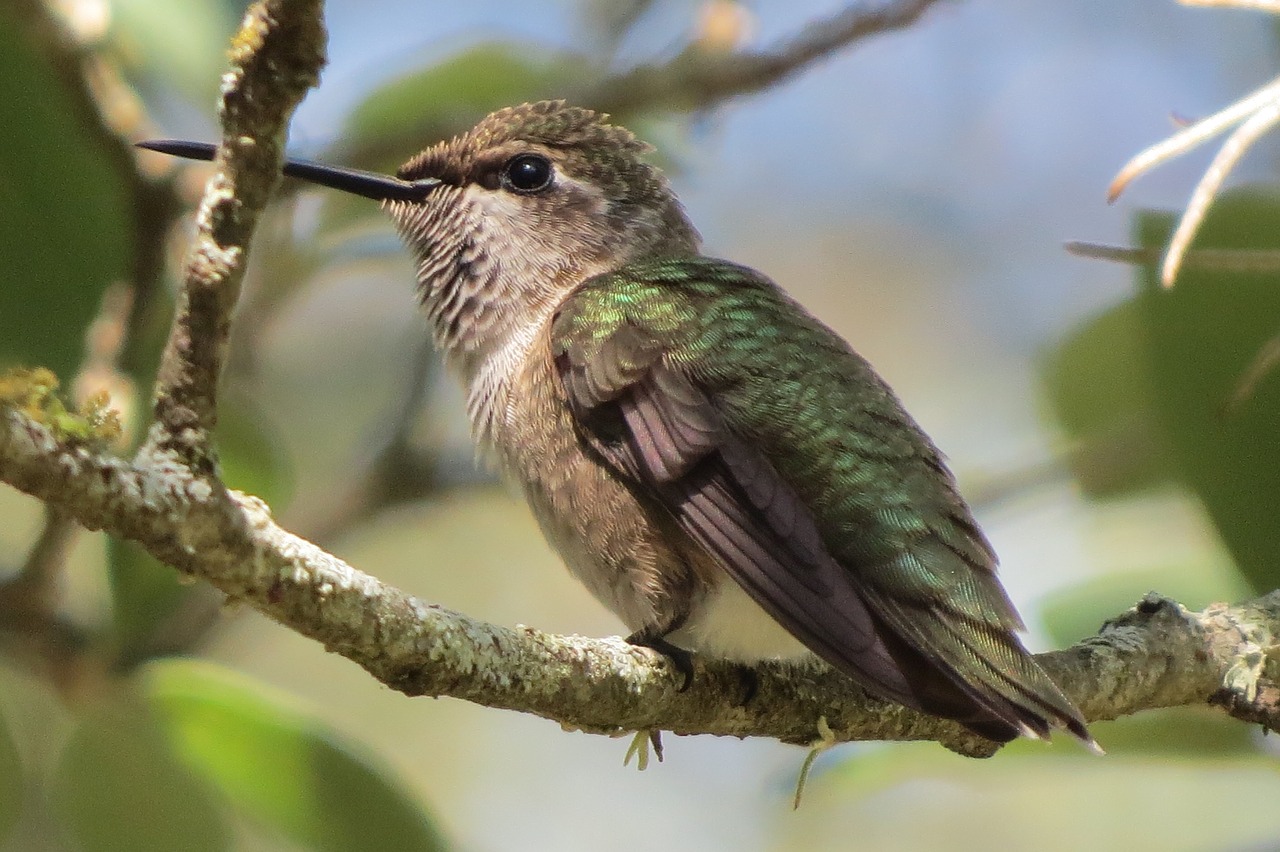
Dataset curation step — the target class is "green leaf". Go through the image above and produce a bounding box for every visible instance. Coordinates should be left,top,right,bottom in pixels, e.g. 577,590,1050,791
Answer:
788,743,1280,851
216,391,292,509
111,0,240,105
1134,189,1280,593
145,660,446,852
1075,708,1256,757
0,701,23,844
50,691,229,852
0,8,130,378
1040,301,1172,497
107,538,195,662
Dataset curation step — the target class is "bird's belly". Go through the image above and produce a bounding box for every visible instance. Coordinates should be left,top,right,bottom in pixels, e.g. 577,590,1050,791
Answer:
490,339,809,662
519,450,808,662
668,579,809,662
499,402,808,660
492,352,712,633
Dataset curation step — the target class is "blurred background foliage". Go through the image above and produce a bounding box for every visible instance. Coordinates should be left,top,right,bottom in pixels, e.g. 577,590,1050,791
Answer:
1,0,1279,850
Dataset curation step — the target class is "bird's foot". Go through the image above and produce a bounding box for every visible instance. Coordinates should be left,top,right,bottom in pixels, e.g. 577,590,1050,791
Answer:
734,664,760,706
626,630,695,691
793,716,837,810
623,729,665,770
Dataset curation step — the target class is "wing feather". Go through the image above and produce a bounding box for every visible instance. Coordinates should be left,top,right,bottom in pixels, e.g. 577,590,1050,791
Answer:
551,261,1092,744
574,351,921,705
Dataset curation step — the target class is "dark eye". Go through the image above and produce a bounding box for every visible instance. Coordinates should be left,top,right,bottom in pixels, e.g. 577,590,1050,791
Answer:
502,154,554,193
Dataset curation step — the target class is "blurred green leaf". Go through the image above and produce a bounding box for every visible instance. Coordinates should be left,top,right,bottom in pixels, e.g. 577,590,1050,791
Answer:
1078,708,1256,757
342,42,596,164
217,391,292,508
107,538,193,662
0,8,130,379
0,701,22,844
791,742,1280,851
1040,301,1172,497
1135,189,1280,593
50,691,229,852
112,0,240,105
313,43,597,237
1040,564,1252,648
1044,187,1280,592
145,660,446,852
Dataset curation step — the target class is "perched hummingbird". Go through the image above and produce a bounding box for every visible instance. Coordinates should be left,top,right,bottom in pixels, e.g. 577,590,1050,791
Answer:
141,100,1094,746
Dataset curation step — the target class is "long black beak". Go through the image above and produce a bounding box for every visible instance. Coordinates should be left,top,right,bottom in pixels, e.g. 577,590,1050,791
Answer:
136,140,439,202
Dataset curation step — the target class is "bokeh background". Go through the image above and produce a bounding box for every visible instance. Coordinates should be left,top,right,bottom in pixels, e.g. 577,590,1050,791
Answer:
3,0,1280,849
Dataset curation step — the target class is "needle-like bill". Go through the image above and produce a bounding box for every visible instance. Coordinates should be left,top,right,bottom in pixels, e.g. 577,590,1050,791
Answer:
135,140,440,202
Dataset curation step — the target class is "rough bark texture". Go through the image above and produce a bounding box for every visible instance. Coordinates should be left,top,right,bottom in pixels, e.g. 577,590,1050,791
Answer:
2,406,1278,757
140,0,325,473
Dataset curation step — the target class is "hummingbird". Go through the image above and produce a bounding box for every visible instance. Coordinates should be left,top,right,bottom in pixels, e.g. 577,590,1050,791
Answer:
140,100,1094,747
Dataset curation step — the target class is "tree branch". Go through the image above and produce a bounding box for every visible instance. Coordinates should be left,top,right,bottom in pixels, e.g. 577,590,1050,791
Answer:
2,405,1277,757
587,0,947,114
139,0,325,472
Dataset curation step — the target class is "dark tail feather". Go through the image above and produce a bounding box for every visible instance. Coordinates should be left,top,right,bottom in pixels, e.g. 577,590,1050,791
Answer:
939,620,1099,749
873,628,1023,742
868,602,1100,751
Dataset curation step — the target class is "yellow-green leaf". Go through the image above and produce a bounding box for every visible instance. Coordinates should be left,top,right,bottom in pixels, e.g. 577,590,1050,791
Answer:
50,691,229,852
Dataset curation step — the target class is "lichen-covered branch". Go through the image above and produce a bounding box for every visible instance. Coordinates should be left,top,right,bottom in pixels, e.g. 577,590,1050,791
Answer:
2,405,1278,757
140,0,325,472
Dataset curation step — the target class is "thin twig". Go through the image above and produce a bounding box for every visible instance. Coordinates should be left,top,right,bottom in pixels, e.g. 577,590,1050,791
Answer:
588,0,945,114
1107,77,1280,203
1106,0,1280,286
1065,241,1280,273
3,506,77,616
1161,97,1280,285
0,507,90,695
1226,334,1280,412
336,0,947,171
